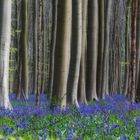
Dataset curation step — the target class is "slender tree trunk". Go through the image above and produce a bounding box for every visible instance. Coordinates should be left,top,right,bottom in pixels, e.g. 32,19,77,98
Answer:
78,0,88,104
48,0,58,100
136,67,140,102
124,0,131,95
86,0,98,101
136,0,140,101
113,2,120,94
33,0,38,95
36,0,43,106
67,0,82,107
20,0,28,99
16,54,22,99
0,0,12,109
102,0,113,98
52,0,72,108
41,0,47,94
97,0,104,98
15,0,22,99
127,0,138,103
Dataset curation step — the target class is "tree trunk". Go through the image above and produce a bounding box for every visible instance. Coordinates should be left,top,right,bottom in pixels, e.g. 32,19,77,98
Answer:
86,0,98,101
97,0,104,98
15,0,22,99
127,0,138,103
78,0,88,104
20,0,29,99
102,0,113,98
33,0,38,96
40,0,44,94
124,0,131,95
67,0,82,107
48,0,58,100
136,0,140,101
52,0,72,108
0,0,12,109
36,0,43,106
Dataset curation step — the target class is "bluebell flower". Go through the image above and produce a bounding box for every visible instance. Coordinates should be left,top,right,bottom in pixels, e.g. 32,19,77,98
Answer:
57,130,62,138
22,120,27,129
66,129,75,140
77,136,82,140
135,119,140,128
16,122,22,128
10,127,15,136
111,124,119,129
120,134,127,140
3,126,9,134
134,136,139,140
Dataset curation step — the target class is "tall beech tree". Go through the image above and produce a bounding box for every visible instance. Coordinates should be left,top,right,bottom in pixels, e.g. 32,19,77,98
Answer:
20,0,29,99
136,0,140,101
101,0,113,97
36,0,43,105
127,0,138,103
78,0,88,104
48,0,58,100
33,0,38,97
16,0,28,99
86,0,98,101
0,0,12,109
97,0,104,98
124,0,131,95
15,0,22,99
52,0,72,108
67,0,82,107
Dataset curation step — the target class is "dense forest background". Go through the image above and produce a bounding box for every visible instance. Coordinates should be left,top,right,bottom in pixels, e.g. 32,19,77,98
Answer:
0,0,140,109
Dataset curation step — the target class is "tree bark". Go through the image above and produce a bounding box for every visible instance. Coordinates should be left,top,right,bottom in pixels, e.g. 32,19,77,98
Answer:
102,0,113,98
48,0,58,100
20,0,29,99
86,0,98,101
97,0,104,98
0,0,12,109
124,0,131,95
36,0,43,106
67,0,82,107
127,0,138,103
52,0,72,108
78,0,88,104
33,0,38,96
136,0,140,101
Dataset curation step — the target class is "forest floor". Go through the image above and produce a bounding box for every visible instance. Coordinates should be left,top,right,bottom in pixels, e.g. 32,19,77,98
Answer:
0,94,140,140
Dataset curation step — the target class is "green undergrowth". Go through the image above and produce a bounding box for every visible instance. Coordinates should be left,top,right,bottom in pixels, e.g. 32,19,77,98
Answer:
0,95,140,140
